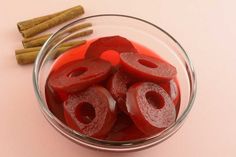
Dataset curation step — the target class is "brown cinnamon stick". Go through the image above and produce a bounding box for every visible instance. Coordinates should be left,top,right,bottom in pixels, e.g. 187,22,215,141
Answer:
16,47,70,65
22,23,92,48
64,22,92,33
22,29,92,48
16,40,85,55
22,22,91,43
15,40,86,65
15,47,42,55
67,29,93,41
17,5,84,31
18,13,61,32
20,5,84,38
22,36,50,48
22,34,51,43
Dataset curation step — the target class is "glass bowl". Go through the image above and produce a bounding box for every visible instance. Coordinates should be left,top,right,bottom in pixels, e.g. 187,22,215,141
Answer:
33,14,196,152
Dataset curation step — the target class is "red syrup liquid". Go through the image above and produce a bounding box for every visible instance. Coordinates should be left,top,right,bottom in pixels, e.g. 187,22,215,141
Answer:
45,36,181,140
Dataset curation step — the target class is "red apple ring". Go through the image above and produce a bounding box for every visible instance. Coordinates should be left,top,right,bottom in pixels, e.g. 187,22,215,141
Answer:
107,112,133,133
45,83,65,122
48,58,112,93
105,112,145,141
64,86,117,138
106,125,145,141
120,53,177,82
107,70,134,113
85,36,138,59
126,82,176,135
159,79,181,116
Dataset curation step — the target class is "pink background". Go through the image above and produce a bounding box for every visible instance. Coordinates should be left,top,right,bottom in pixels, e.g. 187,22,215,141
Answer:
1,0,236,156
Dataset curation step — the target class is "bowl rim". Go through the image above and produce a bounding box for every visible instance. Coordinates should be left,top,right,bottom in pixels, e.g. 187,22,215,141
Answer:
33,14,197,151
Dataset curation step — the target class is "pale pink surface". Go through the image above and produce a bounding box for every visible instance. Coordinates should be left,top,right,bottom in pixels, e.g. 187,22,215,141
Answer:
0,0,236,156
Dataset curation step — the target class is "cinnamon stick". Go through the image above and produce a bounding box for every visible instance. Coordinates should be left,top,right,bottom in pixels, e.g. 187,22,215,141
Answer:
67,29,93,41
22,29,92,48
22,36,50,48
22,23,92,48
15,47,42,55
16,40,85,55
20,5,84,38
18,13,61,32
16,40,86,65
17,5,84,31
16,47,69,65
22,34,51,43
22,22,91,43
64,22,92,33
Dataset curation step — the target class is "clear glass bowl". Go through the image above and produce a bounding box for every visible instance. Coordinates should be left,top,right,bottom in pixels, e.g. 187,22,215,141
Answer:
33,14,196,151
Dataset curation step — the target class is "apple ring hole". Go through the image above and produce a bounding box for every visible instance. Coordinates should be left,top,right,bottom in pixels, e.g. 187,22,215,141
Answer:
68,67,88,78
75,102,96,124
138,59,157,68
145,91,165,109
